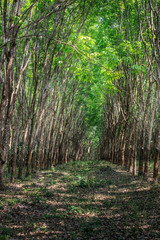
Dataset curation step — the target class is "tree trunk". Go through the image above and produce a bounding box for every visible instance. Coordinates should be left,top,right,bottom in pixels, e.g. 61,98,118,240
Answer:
144,86,157,178
153,110,160,182
133,121,137,176
26,151,33,177
0,161,5,189
11,123,20,183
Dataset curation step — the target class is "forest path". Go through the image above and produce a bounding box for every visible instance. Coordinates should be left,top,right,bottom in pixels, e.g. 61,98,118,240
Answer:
0,160,160,240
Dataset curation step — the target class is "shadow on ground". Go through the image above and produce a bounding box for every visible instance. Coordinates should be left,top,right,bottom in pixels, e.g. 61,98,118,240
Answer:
0,160,160,240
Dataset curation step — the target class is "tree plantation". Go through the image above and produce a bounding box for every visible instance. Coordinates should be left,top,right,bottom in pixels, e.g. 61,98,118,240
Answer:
0,0,159,186
0,0,160,239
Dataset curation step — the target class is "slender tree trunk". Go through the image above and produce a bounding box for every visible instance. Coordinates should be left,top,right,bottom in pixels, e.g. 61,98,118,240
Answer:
26,151,33,177
144,86,157,178
133,121,137,176
31,148,37,174
153,108,160,182
11,121,20,183
138,134,144,176
0,161,5,189
18,121,30,179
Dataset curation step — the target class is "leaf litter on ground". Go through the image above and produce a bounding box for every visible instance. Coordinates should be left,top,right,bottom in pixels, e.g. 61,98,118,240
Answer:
0,160,160,240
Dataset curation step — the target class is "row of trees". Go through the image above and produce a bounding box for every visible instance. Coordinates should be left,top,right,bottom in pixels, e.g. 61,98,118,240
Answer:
99,0,160,181
0,0,159,188
0,0,98,188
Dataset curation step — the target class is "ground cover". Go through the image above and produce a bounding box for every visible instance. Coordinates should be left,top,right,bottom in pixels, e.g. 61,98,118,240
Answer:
0,160,160,240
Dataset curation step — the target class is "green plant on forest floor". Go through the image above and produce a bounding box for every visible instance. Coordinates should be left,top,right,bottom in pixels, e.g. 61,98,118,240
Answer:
0,224,13,237
41,189,53,197
104,199,115,208
30,192,46,203
67,176,114,193
7,198,22,206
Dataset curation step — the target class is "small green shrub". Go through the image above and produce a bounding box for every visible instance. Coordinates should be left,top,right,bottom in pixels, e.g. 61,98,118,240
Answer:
42,190,53,197
69,205,83,214
67,184,77,193
104,199,115,208
30,192,46,203
7,198,21,206
76,178,88,188
0,235,10,240
0,225,13,236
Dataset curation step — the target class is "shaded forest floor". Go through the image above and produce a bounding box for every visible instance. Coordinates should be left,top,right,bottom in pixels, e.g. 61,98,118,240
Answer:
0,160,160,240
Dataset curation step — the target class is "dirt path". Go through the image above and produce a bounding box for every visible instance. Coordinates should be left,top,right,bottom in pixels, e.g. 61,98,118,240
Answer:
0,160,160,239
